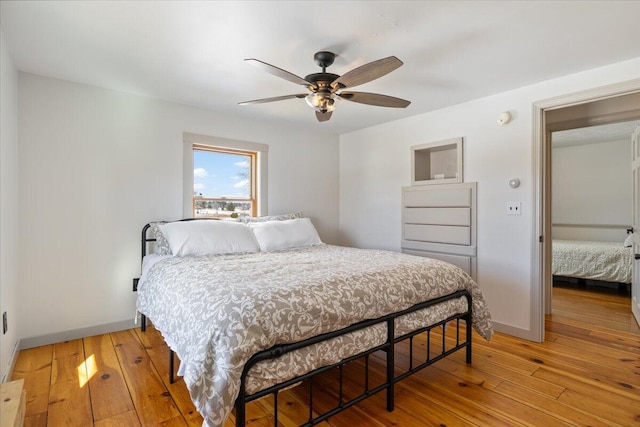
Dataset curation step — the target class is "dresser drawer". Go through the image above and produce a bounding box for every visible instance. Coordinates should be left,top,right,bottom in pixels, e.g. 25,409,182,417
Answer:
403,207,470,226
404,224,470,245
403,186,471,207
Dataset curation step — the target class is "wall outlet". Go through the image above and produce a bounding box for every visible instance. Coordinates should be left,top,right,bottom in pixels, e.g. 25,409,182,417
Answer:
506,202,521,215
2,312,7,334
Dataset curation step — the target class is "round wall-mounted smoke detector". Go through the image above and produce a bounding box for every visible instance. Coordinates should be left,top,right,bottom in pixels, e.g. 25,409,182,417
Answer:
497,111,512,126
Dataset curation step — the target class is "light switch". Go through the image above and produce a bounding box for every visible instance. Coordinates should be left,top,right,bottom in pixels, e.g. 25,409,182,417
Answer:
506,202,521,215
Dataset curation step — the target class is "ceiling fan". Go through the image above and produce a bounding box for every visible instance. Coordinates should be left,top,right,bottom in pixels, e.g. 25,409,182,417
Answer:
239,51,411,122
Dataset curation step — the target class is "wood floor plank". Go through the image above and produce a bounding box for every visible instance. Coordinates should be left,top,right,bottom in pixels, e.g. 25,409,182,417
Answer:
481,336,639,400
551,334,639,372
48,339,93,426
548,312,640,338
586,328,640,352
493,379,623,427
10,345,52,418
84,333,136,422
556,387,640,426
393,386,478,427
23,413,47,427
547,318,640,353
365,351,528,427
255,390,333,427
396,372,528,427
430,353,566,399
287,367,390,427
464,339,541,376
133,326,201,421
410,367,569,427
94,410,141,427
328,360,478,427
239,402,277,427
533,367,640,424
306,362,454,427
406,330,550,392
111,329,185,426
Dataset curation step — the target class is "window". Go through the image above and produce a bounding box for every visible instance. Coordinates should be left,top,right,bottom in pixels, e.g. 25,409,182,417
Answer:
183,133,268,219
192,145,257,218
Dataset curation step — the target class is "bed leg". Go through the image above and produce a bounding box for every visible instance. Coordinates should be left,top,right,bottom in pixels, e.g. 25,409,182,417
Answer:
141,314,146,332
169,350,175,384
465,293,472,364
466,319,472,364
235,388,246,427
386,318,395,412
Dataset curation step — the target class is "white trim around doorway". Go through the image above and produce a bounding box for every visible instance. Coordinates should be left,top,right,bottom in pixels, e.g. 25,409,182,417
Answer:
532,78,640,342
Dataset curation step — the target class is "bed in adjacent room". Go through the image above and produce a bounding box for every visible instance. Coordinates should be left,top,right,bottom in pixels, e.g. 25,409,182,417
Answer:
552,238,633,285
135,216,493,427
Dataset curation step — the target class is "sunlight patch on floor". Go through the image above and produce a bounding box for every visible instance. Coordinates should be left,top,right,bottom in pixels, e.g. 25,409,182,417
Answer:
77,354,97,388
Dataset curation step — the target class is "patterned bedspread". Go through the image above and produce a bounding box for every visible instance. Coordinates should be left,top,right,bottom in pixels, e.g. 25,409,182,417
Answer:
552,240,632,283
136,244,493,427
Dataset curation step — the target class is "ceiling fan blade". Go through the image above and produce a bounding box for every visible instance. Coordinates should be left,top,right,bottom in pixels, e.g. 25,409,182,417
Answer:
238,94,307,105
331,56,403,89
316,111,332,122
245,59,314,88
339,92,411,108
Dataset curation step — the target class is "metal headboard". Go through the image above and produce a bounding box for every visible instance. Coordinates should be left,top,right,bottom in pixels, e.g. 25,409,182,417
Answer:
135,218,222,291
140,217,222,261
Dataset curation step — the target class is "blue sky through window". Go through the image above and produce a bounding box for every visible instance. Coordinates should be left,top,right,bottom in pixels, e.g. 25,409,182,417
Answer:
193,150,250,198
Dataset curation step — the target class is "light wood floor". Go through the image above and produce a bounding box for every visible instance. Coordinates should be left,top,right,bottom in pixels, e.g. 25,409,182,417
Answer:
12,286,640,426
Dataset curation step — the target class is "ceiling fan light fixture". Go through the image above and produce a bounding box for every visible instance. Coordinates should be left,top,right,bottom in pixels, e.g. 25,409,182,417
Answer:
305,92,340,113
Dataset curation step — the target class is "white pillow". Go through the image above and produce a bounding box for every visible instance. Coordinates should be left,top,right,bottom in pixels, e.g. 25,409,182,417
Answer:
249,218,322,252
159,220,259,256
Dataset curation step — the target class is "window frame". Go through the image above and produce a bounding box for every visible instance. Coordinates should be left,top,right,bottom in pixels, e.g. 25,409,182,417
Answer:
192,145,257,218
183,133,268,219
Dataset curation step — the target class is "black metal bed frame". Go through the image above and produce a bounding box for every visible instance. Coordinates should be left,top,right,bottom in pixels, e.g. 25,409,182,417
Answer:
135,220,473,426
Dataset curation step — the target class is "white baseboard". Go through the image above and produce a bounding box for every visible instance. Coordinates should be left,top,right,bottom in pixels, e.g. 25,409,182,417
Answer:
491,321,541,342
1,340,20,383
20,319,137,350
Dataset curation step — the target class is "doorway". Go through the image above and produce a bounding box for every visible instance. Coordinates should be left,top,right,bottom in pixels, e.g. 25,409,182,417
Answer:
532,80,640,342
550,121,638,319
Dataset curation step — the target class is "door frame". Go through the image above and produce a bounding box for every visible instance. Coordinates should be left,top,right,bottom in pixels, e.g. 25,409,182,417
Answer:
632,125,640,327
532,78,640,342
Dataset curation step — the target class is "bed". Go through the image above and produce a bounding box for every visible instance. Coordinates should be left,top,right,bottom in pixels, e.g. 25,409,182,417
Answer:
552,239,633,284
135,217,493,427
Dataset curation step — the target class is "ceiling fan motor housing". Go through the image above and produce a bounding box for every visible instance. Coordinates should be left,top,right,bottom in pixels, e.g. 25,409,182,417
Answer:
304,73,340,88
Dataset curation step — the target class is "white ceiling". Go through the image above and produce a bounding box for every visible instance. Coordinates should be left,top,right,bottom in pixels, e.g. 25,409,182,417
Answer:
2,1,640,135
552,120,640,148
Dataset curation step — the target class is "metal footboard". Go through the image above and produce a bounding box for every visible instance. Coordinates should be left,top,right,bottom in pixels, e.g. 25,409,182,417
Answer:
234,289,472,427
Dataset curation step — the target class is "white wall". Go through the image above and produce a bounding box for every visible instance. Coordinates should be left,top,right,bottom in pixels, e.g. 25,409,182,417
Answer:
0,26,20,381
552,139,631,242
17,73,339,343
339,58,640,338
